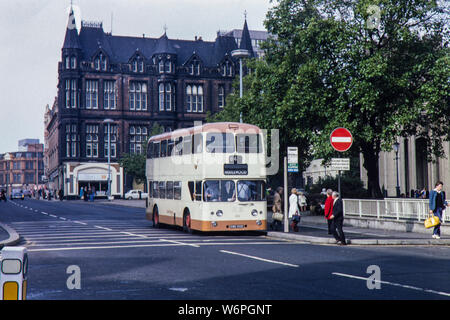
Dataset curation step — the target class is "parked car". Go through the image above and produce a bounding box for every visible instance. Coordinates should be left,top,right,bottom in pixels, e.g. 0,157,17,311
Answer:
124,190,148,200
10,191,25,200
23,190,32,198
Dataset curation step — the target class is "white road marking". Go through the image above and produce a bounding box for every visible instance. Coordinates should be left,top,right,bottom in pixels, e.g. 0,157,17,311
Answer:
73,221,87,225
332,272,450,297
59,217,67,221
220,250,299,268
27,243,184,252
160,238,200,248
49,214,57,218
41,212,49,215
94,225,113,231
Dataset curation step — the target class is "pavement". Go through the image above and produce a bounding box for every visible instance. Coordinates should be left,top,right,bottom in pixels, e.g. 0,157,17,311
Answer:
266,213,450,245
0,221,20,248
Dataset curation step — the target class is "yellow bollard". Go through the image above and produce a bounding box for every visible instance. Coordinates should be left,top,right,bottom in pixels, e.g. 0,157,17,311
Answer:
0,247,28,300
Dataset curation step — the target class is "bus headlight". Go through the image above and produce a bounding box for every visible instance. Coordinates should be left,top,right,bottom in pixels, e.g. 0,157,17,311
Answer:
256,220,262,226
251,209,258,216
216,210,223,217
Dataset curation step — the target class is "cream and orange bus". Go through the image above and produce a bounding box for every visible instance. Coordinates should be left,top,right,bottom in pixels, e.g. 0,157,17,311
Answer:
145,122,267,233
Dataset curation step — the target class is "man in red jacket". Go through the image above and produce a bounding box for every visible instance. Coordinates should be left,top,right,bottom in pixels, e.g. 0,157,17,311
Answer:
324,189,334,234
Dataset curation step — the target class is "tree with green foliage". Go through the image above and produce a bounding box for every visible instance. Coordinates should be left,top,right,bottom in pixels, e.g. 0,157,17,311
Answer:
119,122,164,184
211,0,449,198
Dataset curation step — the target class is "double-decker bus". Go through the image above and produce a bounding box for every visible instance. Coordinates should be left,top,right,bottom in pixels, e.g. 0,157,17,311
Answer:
145,122,267,233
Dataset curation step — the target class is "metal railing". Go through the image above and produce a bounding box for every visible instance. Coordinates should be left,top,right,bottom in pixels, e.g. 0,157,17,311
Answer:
343,198,449,223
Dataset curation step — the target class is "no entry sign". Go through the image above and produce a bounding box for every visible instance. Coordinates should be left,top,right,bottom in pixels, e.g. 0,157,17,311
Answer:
330,128,353,152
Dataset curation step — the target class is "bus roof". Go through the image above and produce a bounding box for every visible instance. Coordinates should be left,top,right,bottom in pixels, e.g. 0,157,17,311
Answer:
148,122,262,142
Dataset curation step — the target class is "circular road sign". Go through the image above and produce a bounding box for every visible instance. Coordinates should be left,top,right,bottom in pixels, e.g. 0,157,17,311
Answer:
330,127,353,152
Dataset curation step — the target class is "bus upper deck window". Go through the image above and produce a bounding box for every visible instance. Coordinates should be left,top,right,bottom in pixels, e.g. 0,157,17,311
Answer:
206,133,235,153
174,137,183,156
183,136,192,155
147,142,153,159
236,134,261,153
161,140,168,157
153,142,160,158
167,139,174,156
192,134,203,154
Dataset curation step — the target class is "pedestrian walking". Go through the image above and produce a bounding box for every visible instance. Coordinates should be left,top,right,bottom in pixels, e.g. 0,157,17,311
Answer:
323,189,334,235
83,187,88,202
270,187,283,231
288,188,300,232
429,181,449,239
329,191,346,245
58,189,63,201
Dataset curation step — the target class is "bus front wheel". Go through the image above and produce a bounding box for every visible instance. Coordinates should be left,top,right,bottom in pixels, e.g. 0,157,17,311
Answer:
153,206,160,228
183,210,193,234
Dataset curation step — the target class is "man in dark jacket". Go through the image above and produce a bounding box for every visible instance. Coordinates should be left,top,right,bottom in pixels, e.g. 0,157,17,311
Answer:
330,192,346,245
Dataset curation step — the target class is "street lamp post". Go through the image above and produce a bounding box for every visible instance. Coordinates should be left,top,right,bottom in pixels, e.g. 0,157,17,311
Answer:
103,118,114,201
231,49,249,123
393,141,400,197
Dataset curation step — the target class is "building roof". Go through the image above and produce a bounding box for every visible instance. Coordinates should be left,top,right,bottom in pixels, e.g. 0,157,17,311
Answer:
74,20,239,67
239,19,255,58
62,9,82,50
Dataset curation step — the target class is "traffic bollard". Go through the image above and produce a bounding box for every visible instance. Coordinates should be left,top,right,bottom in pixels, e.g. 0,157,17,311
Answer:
0,247,28,300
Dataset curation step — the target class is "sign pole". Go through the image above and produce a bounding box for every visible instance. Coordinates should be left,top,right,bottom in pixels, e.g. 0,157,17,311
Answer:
338,170,341,197
283,156,288,233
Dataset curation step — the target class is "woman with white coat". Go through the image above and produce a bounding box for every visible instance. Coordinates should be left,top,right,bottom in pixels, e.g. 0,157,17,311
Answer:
289,188,301,232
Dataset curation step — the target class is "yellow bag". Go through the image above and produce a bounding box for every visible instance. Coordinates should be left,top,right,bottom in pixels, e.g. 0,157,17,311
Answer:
424,215,440,229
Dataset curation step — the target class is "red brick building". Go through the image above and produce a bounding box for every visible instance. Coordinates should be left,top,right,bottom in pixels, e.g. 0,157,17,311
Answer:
0,140,44,195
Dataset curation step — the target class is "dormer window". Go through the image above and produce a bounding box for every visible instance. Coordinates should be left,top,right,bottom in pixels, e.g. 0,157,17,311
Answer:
222,60,233,77
94,54,108,71
65,56,70,69
159,60,164,74
189,59,201,76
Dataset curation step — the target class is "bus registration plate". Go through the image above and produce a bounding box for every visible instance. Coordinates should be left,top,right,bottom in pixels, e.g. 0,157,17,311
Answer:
229,224,245,229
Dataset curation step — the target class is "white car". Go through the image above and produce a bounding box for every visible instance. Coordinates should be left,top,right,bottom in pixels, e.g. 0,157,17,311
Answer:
124,190,148,200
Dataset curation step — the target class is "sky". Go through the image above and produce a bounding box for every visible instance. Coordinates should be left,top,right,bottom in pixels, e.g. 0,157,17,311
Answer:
0,0,274,154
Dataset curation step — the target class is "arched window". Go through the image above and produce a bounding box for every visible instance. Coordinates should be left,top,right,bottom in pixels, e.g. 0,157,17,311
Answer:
129,81,147,111
159,83,165,111
186,84,203,113
186,85,192,112
218,86,225,108
159,83,175,111
197,85,203,112
165,83,171,111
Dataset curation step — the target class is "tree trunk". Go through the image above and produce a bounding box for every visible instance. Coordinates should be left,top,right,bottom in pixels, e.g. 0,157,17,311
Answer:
361,147,384,199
